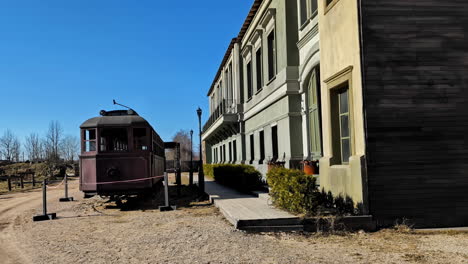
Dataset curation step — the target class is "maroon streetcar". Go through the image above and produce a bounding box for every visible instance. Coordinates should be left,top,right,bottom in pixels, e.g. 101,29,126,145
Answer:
79,108,165,199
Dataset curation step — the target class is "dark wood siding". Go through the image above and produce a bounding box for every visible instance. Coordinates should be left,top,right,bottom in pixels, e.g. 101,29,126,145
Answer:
361,0,468,227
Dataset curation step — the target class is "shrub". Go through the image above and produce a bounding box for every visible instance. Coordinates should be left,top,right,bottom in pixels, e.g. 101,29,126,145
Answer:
266,167,318,214
204,164,263,192
267,167,357,216
203,164,214,180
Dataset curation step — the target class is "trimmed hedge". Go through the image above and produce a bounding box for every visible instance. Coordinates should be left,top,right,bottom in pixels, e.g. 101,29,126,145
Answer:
267,167,318,214
204,164,263,192
267,167,357,216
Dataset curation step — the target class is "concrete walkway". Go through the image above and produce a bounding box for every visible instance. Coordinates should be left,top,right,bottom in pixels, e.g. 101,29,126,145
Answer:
201,179,303,232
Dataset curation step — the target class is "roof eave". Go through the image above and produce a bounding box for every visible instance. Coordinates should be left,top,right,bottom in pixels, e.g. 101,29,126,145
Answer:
206,0,263,97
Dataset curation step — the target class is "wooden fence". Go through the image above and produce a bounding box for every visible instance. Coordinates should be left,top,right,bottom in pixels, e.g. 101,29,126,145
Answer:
0,172,37,191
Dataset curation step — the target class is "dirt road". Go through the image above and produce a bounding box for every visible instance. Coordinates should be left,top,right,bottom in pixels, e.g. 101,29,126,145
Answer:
0,180,467,264
0,180,82,264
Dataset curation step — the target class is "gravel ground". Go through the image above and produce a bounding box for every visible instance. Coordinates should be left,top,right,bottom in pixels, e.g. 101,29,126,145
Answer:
0,179,467,264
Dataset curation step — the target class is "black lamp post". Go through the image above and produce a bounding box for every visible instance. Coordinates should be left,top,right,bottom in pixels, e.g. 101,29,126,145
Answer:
197,107,205,194
189,129,193,186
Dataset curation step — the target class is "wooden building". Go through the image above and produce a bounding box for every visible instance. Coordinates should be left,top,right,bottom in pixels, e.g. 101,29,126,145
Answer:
319,0,468,227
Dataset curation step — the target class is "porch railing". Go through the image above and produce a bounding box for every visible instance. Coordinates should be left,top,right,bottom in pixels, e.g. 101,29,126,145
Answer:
203,99,237,132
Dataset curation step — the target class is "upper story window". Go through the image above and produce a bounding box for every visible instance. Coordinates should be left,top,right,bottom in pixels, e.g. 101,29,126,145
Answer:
219,81,223,103
225,69,230,102
247,61,253,100
255,47,263,92
210,95,215,113
267,30,276,81
300,0,318,26
228,63,233,101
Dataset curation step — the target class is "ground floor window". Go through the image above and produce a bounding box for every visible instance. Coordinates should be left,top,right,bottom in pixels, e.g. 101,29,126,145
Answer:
228,142,232,163
223,145,226,163
233,140,237,163
250,134,255,164
259,131,265,164
220,146,223,163
271,126,278,161
331,84,351,164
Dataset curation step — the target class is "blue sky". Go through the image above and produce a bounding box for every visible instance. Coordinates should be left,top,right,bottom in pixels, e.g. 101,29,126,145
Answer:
0,0,252,143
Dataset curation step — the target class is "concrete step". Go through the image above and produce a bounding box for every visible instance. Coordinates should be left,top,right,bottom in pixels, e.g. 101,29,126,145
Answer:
240,225,304,232
237,217,302,228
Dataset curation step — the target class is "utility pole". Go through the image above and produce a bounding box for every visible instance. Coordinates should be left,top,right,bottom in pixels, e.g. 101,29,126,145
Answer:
189,129,193,186
196,107,205,195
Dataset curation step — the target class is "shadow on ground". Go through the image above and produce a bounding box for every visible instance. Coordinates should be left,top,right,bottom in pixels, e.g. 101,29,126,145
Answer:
104,185,210,212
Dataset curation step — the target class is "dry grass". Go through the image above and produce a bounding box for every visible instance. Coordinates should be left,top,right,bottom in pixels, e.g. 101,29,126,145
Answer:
1,180,467,264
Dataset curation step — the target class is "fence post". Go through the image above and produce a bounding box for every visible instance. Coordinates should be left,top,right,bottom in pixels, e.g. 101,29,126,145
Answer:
59,174,74,202
159,172,176,211
42,180,47,214
7,176,11,191
176,169,181,197
32,173,35,187
20,176,24,189
33,179,57,222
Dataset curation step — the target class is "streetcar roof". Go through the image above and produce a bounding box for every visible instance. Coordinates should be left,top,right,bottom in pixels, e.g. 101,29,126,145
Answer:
80,115,151,128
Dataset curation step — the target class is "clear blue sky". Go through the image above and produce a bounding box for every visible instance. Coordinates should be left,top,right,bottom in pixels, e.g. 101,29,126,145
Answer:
0,0,252,143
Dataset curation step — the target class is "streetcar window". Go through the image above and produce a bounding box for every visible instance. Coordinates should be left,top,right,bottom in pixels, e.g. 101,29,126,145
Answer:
85,129,96,141
85,141,96,152
100,128,128,152
84,129,96,152
133,128,148,151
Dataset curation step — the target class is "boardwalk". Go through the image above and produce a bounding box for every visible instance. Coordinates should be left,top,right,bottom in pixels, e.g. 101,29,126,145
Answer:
202,179,302,232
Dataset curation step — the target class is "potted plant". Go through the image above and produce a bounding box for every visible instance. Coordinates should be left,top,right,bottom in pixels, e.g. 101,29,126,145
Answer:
301,160,319,175
267,154,286,172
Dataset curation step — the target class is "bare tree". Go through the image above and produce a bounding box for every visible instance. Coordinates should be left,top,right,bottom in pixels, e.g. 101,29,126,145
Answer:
11,137,21,162
25,133,42,162
45,121,63,162
172,130,193,162
61,135,79,162
40,138,48,161
0,129,15,161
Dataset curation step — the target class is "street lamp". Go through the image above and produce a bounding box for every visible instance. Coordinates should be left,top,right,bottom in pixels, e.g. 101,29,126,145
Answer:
197,107,205,194
189,129,193,186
